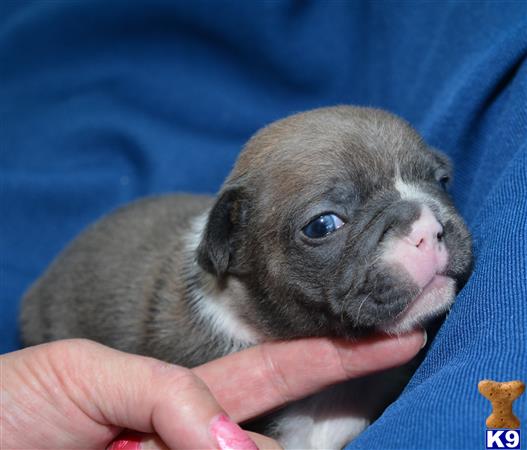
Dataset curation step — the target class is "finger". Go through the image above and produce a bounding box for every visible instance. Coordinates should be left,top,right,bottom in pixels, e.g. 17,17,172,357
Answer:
139,434,169,450
194,329,425,422
108,431,281,450
247,432,283,450
107,432,168,450
40,339,258,450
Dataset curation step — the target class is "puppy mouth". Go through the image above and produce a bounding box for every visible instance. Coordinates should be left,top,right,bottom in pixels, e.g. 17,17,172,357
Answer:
381,274,456,334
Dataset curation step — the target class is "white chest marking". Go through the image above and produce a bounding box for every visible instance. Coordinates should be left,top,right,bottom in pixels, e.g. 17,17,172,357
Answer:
196,286,260,349
185,212,260,352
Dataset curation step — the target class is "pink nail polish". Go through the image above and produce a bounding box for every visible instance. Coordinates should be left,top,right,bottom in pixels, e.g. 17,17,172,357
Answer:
210,414,258,450
108,432,142,450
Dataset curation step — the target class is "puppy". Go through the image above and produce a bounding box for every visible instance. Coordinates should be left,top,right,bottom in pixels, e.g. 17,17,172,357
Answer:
20,106,473,449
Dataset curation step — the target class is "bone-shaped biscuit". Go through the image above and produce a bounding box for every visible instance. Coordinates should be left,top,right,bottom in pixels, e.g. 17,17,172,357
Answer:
478,379,525,429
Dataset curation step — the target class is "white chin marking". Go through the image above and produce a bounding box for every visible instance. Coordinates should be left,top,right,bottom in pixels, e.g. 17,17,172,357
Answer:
383,275,456,334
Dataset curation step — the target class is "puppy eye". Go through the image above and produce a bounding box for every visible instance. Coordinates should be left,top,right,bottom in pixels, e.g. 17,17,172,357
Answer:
438,175,450,191
303,214,345,239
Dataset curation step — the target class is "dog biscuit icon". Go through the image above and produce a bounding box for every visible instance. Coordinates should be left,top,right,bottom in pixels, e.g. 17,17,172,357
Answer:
478,379,525,429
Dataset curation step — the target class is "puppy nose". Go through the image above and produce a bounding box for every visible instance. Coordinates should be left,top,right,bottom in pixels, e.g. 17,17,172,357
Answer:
383,205,449,289
405,206,444,250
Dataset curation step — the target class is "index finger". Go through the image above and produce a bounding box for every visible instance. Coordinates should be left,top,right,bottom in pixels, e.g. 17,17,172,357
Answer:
193,329,425,422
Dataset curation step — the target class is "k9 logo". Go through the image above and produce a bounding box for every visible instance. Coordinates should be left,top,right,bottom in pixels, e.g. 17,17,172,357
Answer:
486,429,521,449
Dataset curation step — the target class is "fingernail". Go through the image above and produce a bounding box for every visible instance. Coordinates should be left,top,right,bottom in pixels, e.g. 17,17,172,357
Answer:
108,432,142,450
421,329,428,349
210,414,258,450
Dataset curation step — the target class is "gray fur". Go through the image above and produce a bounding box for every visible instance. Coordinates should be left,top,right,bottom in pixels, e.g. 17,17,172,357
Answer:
20,106,473,448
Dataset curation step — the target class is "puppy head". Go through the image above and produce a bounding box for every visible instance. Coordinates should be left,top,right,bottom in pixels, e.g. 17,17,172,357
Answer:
197,107,473,338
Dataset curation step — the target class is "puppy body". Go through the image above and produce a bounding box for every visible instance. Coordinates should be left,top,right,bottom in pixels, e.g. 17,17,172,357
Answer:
21,107,473,448
21,196,231,365
20,195,404,449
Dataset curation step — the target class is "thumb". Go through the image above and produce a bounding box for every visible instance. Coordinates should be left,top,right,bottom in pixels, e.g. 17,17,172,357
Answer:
12,339,258,449
63,340,259,449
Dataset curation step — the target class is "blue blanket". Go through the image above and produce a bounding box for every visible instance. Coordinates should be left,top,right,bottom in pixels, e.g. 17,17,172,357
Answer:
1,1,525,448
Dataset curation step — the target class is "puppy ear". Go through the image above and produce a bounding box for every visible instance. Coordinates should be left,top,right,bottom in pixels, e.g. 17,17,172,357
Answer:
197,188,248,277
430,147,453,175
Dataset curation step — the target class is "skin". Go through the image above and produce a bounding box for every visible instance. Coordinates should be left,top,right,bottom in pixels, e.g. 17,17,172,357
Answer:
1,331,424,449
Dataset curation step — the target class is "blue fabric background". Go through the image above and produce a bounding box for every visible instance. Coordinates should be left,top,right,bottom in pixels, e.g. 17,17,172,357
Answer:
1,1,526,449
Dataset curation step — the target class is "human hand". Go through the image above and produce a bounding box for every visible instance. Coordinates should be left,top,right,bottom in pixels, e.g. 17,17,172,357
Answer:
1,331,425,449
